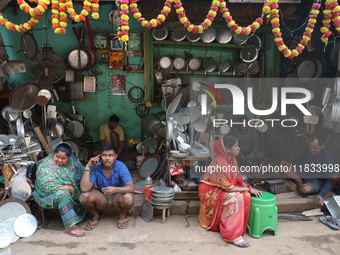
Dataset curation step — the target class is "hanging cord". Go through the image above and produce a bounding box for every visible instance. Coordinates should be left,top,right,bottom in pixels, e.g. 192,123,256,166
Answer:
127,86,144,103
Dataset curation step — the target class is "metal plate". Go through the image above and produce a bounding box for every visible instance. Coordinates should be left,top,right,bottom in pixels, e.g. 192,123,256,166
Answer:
150,186,175,195
216,27,233,44
72,120,85,138
151,196,174,203
55,122,64,136
150,200,175,210
1,106,19,122
152,27,168,41
0,223,14,248
200,27,216,43
173,57,186,70
171,27,187,42
64,140,79,156
68,48,89,70
0,200,30,224
295,58,317,81
3,218,20,243
247,34,261,48
187,32,200,42
137,155,160,179
143,138,158,154
188,58,201,71
233,34,248,45
134,181,145,193
240,46,258,62
159,56,172,69
0,134,9,150
179,107,201,122
13,214,38,238
9,83,39,112
10,181,32,201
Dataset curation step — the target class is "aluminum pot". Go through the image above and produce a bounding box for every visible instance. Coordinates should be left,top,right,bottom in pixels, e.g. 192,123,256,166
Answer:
143,116,161,135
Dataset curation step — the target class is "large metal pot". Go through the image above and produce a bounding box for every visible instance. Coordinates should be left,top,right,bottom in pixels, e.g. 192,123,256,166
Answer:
143,116,161,135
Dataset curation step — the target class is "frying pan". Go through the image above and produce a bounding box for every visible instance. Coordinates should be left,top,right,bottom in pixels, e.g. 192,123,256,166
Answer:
188,57,201,71
247,34,261,48
173,57,186,70
309,37,326,78
233,34,248,45
240,46,258,63
294,41,317,81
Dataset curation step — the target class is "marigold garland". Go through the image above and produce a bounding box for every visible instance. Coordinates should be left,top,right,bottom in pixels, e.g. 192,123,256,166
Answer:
0,0,99,33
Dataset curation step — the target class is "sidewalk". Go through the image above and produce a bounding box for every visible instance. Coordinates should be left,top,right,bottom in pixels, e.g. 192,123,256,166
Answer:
3,213,339,255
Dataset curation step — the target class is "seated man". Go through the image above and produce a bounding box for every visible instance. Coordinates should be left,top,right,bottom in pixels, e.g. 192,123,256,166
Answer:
100,114,125,157
281,134,333,206
80,142,134,230
230,116,263,163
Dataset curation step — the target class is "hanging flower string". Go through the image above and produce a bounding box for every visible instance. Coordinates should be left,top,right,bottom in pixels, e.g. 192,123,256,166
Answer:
0,0,100,33
270,0,321,58
321,0,340,42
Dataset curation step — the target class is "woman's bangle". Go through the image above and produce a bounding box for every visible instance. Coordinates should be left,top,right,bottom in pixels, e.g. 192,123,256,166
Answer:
247,185,252,192
84,168,90,172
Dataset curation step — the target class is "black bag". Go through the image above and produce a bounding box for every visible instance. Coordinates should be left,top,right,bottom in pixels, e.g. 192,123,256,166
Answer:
332,182,340,195
26,163,38,180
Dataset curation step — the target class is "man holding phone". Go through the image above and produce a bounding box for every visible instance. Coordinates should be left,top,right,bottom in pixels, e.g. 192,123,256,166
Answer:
80,142,134,230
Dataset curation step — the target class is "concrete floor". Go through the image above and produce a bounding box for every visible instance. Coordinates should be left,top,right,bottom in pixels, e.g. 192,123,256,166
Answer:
1,212,340,255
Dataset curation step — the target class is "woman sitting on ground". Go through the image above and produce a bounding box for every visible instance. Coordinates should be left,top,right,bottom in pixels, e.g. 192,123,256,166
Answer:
33,143,86,237
198,135,262,248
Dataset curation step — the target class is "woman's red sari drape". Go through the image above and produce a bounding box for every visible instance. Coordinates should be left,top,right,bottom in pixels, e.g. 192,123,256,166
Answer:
198,137,251,242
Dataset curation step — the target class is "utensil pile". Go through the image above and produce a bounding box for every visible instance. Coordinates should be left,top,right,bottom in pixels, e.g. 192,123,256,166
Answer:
150,186,175,209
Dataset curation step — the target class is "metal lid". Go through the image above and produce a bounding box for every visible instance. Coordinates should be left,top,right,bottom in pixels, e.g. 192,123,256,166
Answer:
200,27,217,43
187,32,200,42
216,27,233,44
233,34,248,45
159,56,172,69
152,27,168,41
171,27,187,41
0,223,14,248
240,46,258,62
188,58,201,71
173,57,186,70
13,213,38,238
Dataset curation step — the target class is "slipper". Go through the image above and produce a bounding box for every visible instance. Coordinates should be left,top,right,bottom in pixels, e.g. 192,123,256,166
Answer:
326,215,340,227
118,218,128,229
319,216,340,230
230,238,250,248
85,214,104,231
64,225,86,237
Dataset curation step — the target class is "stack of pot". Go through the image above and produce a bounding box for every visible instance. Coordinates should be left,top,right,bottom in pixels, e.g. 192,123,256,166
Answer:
150,186,175,209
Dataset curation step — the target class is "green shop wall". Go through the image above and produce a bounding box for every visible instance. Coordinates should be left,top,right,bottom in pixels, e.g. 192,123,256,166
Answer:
0,3,162,143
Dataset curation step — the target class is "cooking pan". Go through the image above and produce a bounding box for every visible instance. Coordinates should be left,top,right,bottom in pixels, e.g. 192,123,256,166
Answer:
247,34,261,48
1,105,19,122
188,57,201,71
159,56,172,70
203,57,217,73
295,41,317,81
173,57,186,70
20,31,38,61
218,59,231,73
233,34,248,45
67,48,90,70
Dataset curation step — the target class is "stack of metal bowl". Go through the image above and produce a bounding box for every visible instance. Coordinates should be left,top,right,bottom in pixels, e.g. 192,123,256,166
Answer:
150,186,175,209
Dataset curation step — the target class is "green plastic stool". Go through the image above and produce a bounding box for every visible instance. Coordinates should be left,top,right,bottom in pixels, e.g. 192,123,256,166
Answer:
248,191,278,238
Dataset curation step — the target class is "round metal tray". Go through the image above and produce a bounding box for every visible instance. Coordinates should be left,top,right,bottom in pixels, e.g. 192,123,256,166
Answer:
150,186,175,195
150,200,175,209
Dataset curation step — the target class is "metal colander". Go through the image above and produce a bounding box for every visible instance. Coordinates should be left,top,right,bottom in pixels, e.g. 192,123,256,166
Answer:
9,83,39,112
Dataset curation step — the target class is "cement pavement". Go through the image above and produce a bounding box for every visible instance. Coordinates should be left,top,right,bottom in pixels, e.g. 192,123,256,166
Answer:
1,213,339,255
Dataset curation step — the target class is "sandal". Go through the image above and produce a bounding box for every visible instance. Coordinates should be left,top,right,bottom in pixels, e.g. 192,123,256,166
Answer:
64,225,86,237
85,214,104,231
118,218,128,229
230,238,250,248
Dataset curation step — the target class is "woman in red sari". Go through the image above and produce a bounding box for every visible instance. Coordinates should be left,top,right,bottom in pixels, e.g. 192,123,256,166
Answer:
198,135,262,248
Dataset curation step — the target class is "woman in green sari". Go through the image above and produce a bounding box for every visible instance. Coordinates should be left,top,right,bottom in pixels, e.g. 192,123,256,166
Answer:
33,143,86,237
